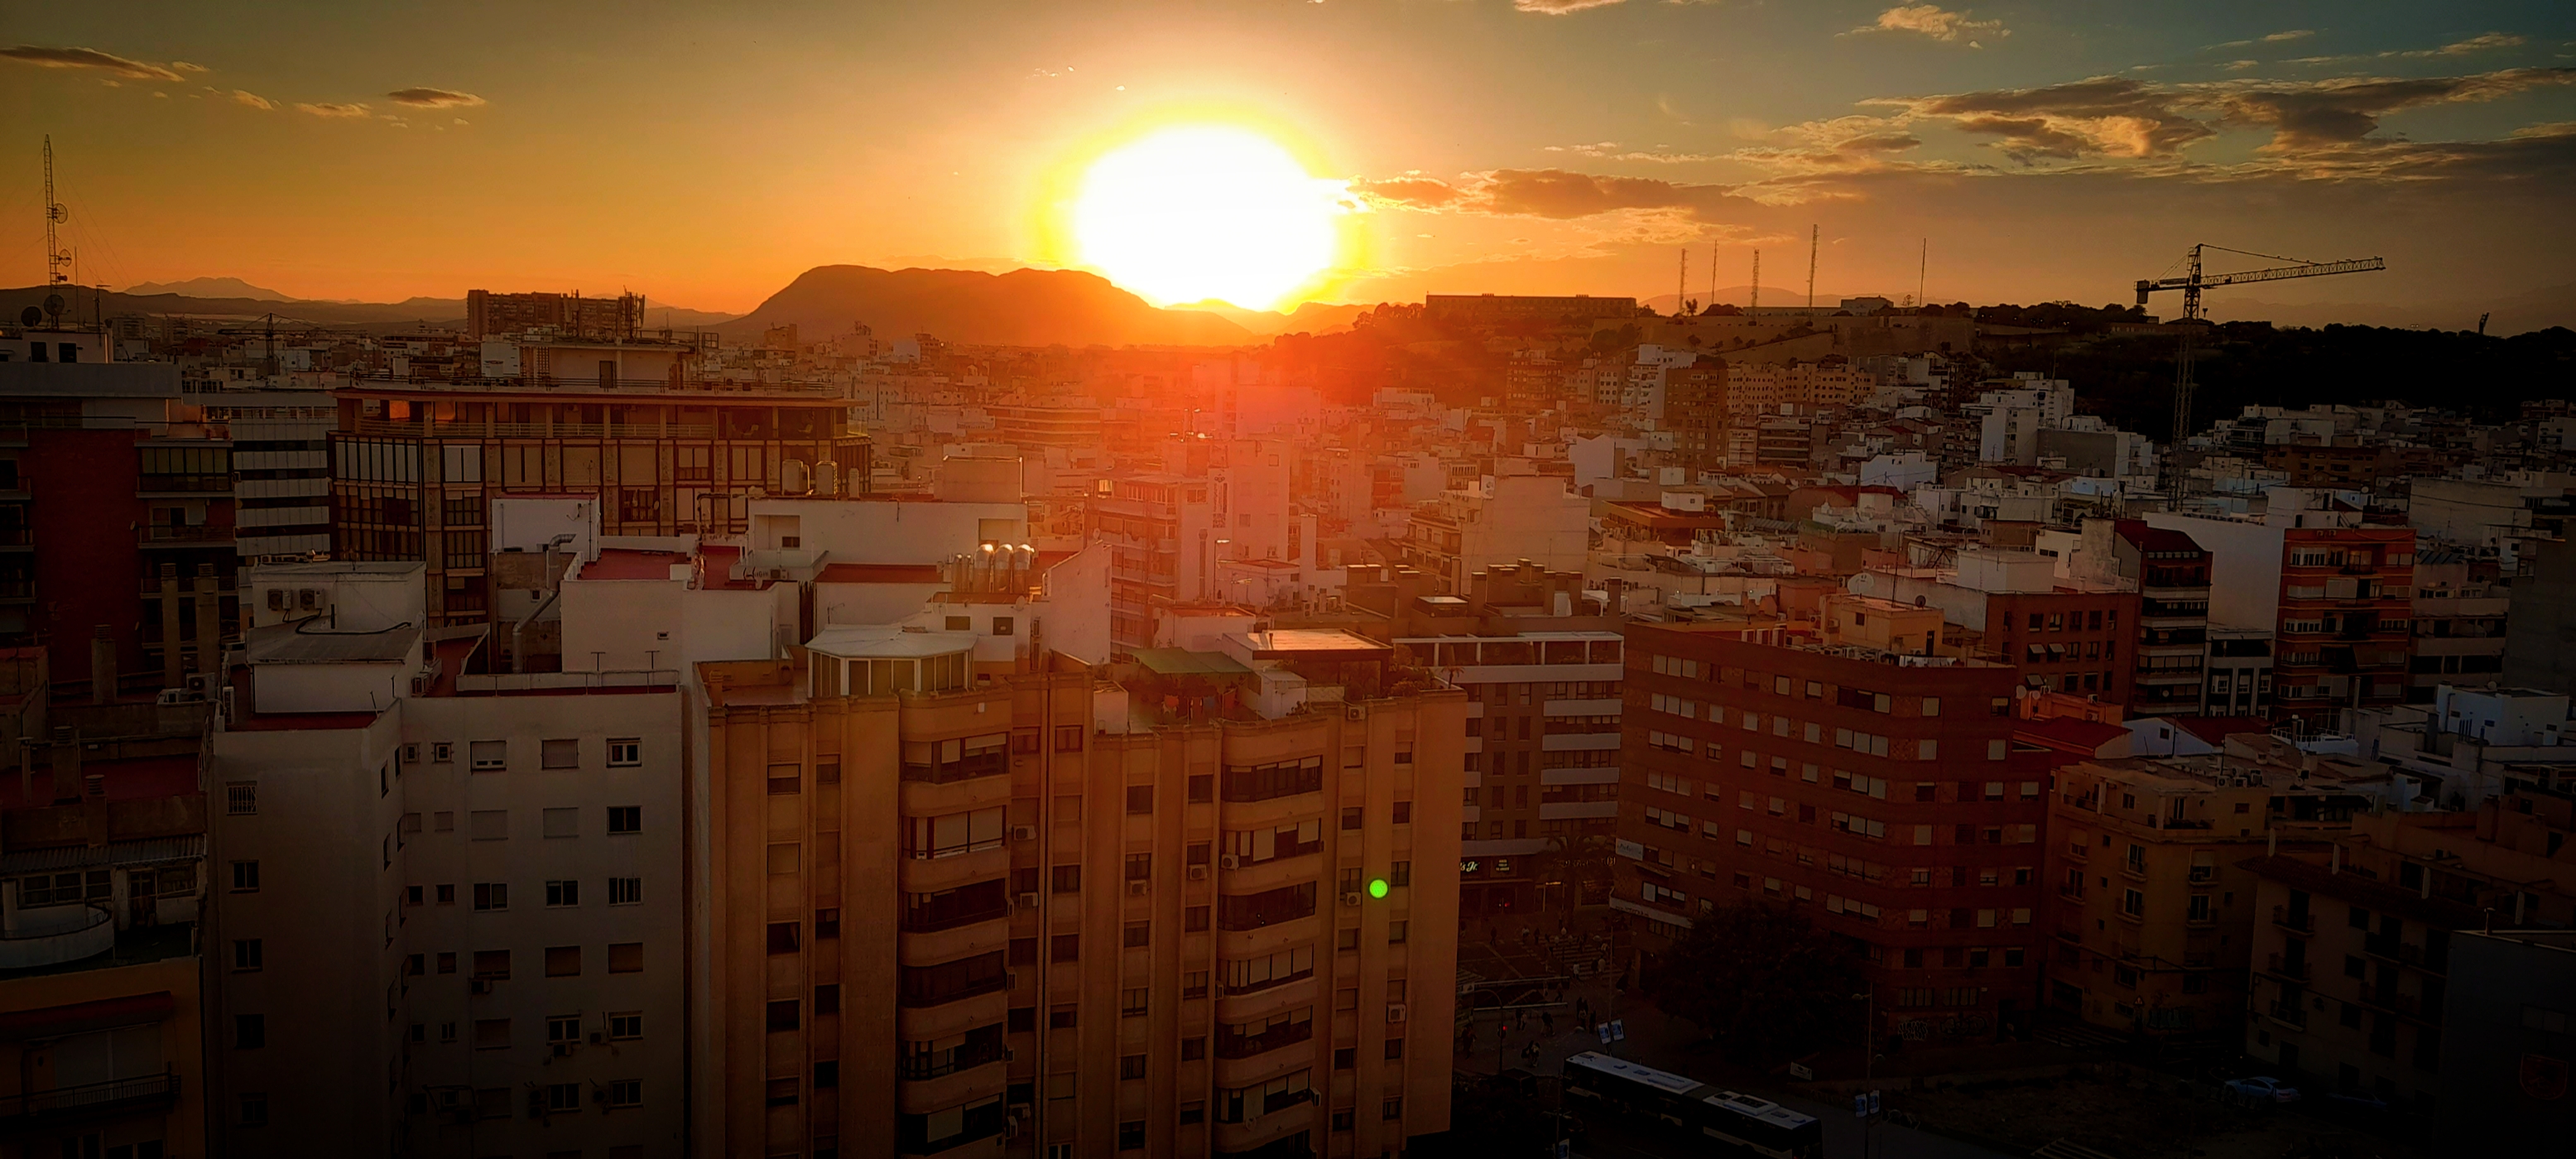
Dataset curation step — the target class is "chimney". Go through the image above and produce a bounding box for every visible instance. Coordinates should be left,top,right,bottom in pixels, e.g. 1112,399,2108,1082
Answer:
159,564,185,690
194,564,221,680
90,626,116,705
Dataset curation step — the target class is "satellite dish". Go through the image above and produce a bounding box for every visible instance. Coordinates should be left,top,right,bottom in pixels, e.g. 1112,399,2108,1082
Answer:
47,204,68,224
17,306,39,328
42,294,66,317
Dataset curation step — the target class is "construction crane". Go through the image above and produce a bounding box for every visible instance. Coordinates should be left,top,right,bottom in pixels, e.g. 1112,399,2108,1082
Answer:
2136,243,2385,441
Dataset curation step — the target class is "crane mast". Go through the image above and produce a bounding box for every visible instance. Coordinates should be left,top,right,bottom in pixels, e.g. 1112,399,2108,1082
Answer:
2136,243,2386,441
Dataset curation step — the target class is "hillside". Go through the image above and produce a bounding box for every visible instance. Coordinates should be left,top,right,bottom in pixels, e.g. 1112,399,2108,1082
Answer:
723,266,1252,347
123,277,296,301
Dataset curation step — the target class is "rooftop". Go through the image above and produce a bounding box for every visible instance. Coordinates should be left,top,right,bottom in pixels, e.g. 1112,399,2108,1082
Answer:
805,625,976,659
244,621,422,665
1229,629,1395,662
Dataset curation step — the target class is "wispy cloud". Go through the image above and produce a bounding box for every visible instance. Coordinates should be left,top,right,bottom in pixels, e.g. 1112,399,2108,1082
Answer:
296,101,372,118
0,45,189,82
2287,32,2530,68
231,89,275,110
387,86,486,108
1516,0,1627,12
1849,5,2007,45
2207,30,2315,50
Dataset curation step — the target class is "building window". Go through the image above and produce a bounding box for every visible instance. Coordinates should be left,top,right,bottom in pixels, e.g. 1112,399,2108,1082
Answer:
609,1012,643,1040
238,1093,270,1128
231,860,260,891
608,806,642,834
608,1080,642,1109
233,938,264,971
1052,934,1080,963
768,763,801,794
766,1077,799,1106
226,782,257,815
608,738,642,767
608,942,643,973
545,946,581,976
235,1013,266,1050
541,738,579,769
608,877,642,905
545,879,579,907
1127,785,1154,815
469,741,506,771
472,882,507,911
768,922,802,955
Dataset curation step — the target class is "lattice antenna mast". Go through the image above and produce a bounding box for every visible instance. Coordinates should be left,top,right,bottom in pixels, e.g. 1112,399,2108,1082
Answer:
1749,250,1760,316
43,136,72,286
1805,225,1818,310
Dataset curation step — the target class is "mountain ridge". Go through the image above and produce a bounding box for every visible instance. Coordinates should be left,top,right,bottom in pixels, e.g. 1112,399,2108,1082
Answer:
719,265,1256,347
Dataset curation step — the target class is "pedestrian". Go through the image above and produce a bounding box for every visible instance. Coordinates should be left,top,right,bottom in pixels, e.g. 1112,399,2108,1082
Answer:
1543,1011,1555,1034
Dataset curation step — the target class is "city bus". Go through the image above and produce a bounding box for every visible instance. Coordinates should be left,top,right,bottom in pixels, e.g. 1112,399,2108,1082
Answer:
1561,1051,1824,1158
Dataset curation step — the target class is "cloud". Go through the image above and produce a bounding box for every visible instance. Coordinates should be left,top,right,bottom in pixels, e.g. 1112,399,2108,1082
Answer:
2223,60,2259,72
1516,0,1627,12
1851,5,2007,44
2285,32,2530,68
0,45,187,82
173,60,209,73
1359,168,1752,222
230,89,275,110
2209,30,2316,50
2208,67,2576,151
296,102,372,118
1878,67,2576,161
1883,76,2216,160
386,86,486,108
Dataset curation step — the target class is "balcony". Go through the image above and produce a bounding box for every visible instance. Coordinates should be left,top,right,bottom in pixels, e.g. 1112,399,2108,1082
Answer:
2265,1002,2308,1029
137,524,231,547
0,1071,180,1139
0,906,116,970
2271,905,2314,933
2264,952,2311,981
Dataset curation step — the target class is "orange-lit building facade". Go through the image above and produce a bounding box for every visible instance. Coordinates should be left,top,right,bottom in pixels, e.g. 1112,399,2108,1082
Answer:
1612,617,2050,1043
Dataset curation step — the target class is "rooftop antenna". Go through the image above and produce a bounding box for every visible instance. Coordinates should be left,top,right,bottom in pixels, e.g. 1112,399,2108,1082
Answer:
42,136,72,287
1676,247,1689,316
1917,238,1928,310
1749,250,1760,317
1709,239,1718,308
1806,225,1819,311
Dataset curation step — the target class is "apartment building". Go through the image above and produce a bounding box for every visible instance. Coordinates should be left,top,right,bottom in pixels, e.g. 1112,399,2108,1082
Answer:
694,627,1465,1158
1343,562,1624,916
1402,470,1589,594
1613,608,2049,1045
0,677,212,1159
206,561,688,1157
330,336,871,627
2069,521,2213,719
2405,547,2507,702
0,353,238,695
2041,753,2373,1041
2241,795,2576,1106
1848,548,2141,703
2149,490,2417,727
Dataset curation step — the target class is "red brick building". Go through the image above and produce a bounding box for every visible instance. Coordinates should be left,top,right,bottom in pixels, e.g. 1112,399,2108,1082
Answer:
1612,619,2050,1045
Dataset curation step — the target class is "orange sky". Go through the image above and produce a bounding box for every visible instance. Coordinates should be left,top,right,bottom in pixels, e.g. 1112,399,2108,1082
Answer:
4,2,2572,325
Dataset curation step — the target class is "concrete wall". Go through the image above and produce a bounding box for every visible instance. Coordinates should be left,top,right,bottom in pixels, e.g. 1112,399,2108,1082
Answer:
2146,514,2285,632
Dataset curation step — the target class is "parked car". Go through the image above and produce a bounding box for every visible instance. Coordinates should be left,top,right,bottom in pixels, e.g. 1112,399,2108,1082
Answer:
2224,1076,2302,1104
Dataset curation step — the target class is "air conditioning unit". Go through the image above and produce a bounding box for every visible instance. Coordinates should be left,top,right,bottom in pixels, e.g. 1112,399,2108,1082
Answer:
469,978,491,995
589,1031,604,1046
1387,1003,1408,1023
1341,892,1363,907
1018,892,1040,910
1218,854,1242,870
1187,865,1209,881
1011,825,1036,842
410,675,430,695
1127,881,1151,897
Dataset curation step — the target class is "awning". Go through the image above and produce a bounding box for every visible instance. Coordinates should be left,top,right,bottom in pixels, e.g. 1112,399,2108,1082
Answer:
1131,649,1252,676
0,992,175,1041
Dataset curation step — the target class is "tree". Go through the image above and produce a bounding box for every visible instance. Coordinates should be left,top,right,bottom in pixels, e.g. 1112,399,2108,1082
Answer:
1641,902,1864,1066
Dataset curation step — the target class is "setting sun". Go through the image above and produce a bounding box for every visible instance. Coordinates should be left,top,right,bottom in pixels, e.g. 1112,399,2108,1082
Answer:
1069,124,1348,311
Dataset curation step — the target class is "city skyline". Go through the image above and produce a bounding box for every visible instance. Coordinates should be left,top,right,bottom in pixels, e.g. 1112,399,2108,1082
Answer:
2,1,2572,323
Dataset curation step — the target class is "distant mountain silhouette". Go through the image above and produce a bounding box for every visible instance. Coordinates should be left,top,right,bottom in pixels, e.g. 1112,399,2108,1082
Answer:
123,277,298,301
724,266,1253,347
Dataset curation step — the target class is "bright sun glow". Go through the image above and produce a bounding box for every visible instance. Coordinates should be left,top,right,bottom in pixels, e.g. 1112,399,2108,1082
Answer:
1072,125,1346,311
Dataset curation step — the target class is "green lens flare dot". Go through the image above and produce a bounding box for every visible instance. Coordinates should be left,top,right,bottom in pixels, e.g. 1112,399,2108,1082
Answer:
1368,878,1389,899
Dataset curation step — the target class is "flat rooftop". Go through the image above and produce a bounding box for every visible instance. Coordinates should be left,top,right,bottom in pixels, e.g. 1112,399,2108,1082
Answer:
1230,629,1393,662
